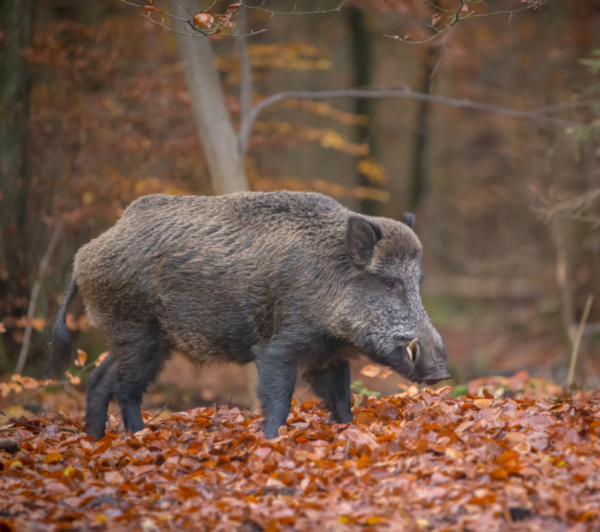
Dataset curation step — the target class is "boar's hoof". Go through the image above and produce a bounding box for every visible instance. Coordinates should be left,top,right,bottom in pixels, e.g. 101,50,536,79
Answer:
333,411,353,425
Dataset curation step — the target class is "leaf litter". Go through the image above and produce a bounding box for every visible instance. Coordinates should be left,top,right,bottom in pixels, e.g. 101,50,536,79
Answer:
1,385,600,531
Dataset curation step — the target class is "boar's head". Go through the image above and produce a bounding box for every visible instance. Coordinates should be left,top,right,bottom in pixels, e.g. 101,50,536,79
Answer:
332,214,450,386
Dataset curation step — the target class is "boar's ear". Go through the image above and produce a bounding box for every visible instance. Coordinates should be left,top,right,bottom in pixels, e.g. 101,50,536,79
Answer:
345,216,382,267
402,213,415,229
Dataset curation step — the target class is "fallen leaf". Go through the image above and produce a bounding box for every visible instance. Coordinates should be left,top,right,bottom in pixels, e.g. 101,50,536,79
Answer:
74,349,87,367
473,398,493,409
361,364,381,378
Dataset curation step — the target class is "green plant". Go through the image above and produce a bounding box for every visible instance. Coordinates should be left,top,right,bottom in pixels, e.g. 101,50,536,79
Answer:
351,380,380,407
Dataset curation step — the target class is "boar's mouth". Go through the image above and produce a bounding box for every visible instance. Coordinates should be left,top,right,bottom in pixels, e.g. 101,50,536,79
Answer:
365,345,450,386
365,345,420,383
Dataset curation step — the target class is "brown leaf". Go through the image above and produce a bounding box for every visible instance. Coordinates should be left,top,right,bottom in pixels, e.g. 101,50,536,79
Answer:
65,371,81,385
361,364,381,378
473,398,493,409
95,351,109,367
431,13,442,26
193,12,214,29
74,349,87,367
43,452,63,464
353,411,378,426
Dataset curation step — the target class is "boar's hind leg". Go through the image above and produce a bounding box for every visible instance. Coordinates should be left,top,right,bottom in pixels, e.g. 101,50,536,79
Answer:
113,325,169,434
304,360,353,424
254,343,298,440
86,352,118,440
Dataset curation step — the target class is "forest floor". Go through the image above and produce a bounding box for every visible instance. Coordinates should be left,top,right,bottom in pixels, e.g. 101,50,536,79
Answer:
1,375,600,531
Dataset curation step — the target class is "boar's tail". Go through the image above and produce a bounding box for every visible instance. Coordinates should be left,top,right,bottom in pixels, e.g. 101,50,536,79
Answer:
46,278,78,380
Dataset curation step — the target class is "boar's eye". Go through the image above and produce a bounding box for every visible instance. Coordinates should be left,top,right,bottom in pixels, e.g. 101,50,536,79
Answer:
385,281,395,290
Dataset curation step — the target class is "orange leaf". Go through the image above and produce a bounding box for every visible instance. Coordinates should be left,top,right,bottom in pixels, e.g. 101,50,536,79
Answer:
361,364,381,378
43,452,63,464
194,12,214,29
95,351,109,367
141,5,157,11
353,411,378,426
473,398,493,409
74,349,87,367
490,468,508,480
66,313,79,331
65,371,81,386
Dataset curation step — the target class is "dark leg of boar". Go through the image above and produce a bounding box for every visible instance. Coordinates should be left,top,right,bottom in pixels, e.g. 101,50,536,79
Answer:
86,353,117,440
254,343,298,439
112,325,168,435
304,360,353,424
86,322,168,439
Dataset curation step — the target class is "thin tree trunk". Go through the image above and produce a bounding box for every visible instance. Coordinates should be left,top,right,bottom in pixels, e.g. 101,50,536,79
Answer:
348,6,380,216
408,45,439,212
175,1,258,408
0,0,35,371
174,0,248,195
235,6,260,411
0,0,35,298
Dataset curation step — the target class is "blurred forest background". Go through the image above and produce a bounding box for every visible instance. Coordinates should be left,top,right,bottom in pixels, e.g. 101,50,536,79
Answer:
1,0,599,412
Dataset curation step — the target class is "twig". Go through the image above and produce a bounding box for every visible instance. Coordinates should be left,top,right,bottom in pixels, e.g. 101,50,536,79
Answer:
14,219,65,375
0,411,41,432
154,480,249,493
386,1,547,45
238,85,578,157
240,0,346,16
146,403,170,424
236,5,254,157
567,295,594,387
344,437,350,460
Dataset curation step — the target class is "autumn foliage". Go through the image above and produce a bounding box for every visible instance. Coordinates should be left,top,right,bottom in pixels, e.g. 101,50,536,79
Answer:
2,381,600,531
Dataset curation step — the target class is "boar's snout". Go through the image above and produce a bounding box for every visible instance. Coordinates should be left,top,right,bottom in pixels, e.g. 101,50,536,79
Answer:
415,322,450,386
423,366,451,386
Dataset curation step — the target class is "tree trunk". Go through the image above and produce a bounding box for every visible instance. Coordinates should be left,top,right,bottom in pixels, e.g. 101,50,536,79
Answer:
0,0,35,372
348,7,380,216
408,45,439,213
0,0,35,301
174,2,259,408
174,0,248,195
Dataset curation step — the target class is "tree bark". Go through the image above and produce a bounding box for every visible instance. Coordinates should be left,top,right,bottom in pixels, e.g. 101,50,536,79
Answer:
174,0,248,195
175,2,258,408
348,6,380,216
0,0,35,303
408,45,439,213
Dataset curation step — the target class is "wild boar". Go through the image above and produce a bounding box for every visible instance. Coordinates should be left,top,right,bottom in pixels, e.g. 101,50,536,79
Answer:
47,191,449,439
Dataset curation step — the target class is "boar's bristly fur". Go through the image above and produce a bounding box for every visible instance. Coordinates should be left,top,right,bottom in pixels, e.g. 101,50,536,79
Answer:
48,191,449,439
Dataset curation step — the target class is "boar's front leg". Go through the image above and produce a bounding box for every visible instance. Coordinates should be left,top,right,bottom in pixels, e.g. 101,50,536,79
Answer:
253,342,298,439
303,360,353,424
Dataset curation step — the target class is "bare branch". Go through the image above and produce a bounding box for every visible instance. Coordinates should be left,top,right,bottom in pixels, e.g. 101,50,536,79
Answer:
386,0,548,45
239,85,578,157
14,220,65,375
533,187,600,228
240,0,347,16
121,0,267,38
236,6,254,157
567,294,594,386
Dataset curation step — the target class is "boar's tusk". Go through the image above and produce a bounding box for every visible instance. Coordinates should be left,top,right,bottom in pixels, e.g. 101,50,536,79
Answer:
406,338,418,363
